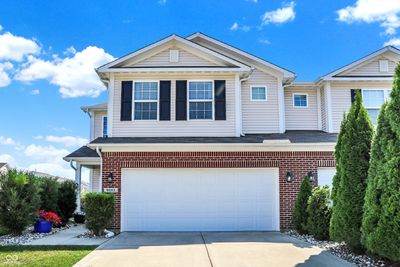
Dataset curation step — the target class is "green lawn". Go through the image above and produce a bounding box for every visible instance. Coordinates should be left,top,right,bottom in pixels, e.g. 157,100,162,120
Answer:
0,245,97,267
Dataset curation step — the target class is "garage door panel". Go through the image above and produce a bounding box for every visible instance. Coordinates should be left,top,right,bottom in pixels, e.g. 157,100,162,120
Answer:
121,168,279,231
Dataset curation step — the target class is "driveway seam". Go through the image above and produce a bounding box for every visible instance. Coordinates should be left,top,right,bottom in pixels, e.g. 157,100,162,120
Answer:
200,232,214,267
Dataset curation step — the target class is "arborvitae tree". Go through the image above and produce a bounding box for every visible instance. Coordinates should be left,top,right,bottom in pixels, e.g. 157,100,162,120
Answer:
361,103,393,252
330,91,373,252
292,177,312,234
329,114,348,241
307,186,331,241
38,176,59,212
362,65,400,261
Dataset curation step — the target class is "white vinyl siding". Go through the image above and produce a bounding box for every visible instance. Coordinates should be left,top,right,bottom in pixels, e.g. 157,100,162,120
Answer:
330,82,393,132
285,88,318,130
339,56,397,77
91,167,101,192
132,47,219,67
111,73,236,137
242,70,280,133
93,111,107,140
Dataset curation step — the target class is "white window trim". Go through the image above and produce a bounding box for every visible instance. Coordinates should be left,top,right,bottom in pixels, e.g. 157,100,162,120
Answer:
361,88,391,109
102,116,108,137
250,85,268,101
187,80,215,121
293,93,309,108
132,80,160,121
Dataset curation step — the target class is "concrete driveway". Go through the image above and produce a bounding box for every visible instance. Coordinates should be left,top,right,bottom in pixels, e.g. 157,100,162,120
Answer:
74,232,354,267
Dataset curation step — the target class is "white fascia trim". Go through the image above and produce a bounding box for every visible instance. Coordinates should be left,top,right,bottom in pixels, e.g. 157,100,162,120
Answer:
108,73,114,137
187,32,296,79
88,142,335,152
97,34,251,72
323,77,393,81
321,46,400,80
63,157,101,165
100,67,249,73
277,76,285,133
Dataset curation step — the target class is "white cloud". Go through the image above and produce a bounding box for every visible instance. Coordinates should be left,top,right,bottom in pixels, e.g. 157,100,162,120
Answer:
27,163,74,179
261,1,296,25
230,22,251,32
15,46,114,98
30,89,40,95
0,31,40,62
24,144,69,164
0,62,13,87
34,135,43,140
158,0,167,5
384,38,400,46
337,0,400,35
0,136,16,145
0,154,15,165
45,135,88,147
0,25,3,32
63,46,76,55
245,0,258,3
259,39,271,45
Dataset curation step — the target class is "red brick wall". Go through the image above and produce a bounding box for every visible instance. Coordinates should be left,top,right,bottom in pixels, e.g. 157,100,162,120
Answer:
101,151,335,230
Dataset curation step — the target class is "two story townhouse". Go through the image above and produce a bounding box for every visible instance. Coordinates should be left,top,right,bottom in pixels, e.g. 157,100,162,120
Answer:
64,32,399,232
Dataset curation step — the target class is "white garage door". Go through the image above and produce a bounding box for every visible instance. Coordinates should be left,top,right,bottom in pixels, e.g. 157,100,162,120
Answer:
121,168,279,232
318,167,336,188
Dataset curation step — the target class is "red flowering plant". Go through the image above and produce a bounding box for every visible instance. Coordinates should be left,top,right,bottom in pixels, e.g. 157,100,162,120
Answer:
38,210,62,226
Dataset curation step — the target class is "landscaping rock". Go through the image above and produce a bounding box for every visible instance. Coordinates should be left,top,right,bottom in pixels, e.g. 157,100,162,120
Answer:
284,230,390,267
0,224,75,246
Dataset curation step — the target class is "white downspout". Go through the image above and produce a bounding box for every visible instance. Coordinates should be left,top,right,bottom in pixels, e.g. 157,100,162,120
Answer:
96,146,102,193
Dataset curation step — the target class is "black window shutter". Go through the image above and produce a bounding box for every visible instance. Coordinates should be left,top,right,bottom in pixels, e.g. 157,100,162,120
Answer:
176,80,187,120
214,80,226,120
120,81,133,121
159,81,171,121
351,89,361,104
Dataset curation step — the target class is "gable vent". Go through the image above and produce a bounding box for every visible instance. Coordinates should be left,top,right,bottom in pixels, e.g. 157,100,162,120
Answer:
169,49,179,62
379,60,389,72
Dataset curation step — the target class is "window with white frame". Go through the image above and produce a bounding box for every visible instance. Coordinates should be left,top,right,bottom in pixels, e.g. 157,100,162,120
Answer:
102,116,108,137
134,81,158,120
251,86,267,101
188,81,213,120
362,89,391,124
293,93,308,108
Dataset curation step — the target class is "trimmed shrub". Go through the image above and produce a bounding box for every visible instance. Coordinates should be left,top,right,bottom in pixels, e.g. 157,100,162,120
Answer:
38,176,59,212
307,186,331,240
330,91,373,252
0,170,40,235
362,64,400,261
57,180,77,225
292,176,312,234
85,193,115,236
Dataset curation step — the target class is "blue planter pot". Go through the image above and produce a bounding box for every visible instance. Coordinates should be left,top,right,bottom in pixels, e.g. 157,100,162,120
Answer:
34,218,52,233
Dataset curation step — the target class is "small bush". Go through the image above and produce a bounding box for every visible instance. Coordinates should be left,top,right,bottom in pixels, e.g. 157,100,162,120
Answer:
307,186,331,241
0,170,40,235
38,176,59,212
292,176,312,234
85,193,115,236
57,180,77,225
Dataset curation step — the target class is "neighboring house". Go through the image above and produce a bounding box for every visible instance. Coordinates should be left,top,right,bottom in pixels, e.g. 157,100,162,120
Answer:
31,171,89,193
0,163,9,174
64,32,399,232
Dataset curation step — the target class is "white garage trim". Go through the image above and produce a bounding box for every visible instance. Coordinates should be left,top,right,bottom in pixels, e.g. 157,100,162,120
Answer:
317,167,336,189
121,168,280,232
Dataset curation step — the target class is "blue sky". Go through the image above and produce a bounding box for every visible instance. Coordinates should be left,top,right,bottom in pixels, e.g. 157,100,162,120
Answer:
0,0,399,179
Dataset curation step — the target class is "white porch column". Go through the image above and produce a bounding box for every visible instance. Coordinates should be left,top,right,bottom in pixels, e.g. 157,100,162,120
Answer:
75,163,82,212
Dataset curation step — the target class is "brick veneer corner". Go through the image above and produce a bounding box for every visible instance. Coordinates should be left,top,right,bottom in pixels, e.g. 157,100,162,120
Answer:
101,151,335,230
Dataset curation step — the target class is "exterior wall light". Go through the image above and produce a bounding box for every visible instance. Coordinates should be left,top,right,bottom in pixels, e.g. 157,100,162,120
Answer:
286,171,294,182
107,172,114,182
308,171,316,182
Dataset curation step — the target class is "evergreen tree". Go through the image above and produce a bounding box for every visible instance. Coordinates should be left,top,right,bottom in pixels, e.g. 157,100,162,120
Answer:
307,186,331,241
362,65,400,261
330,91,373,252
292,176,312,234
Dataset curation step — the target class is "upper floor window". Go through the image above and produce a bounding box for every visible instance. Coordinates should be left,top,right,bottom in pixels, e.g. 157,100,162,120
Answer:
293,93,308,108
102,116,108,137
362,89,391,124
251,86,267,101
188,81,213,120
134,81,158,120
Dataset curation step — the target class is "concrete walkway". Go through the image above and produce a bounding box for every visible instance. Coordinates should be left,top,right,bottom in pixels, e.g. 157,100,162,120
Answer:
24,224,108,246
74,232,354,267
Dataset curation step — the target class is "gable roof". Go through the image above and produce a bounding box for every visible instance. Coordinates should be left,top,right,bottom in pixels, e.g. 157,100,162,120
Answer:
81,102,107,112
96,34,251,73
0,163,7,169
320,46,400,81
186,32,296,79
